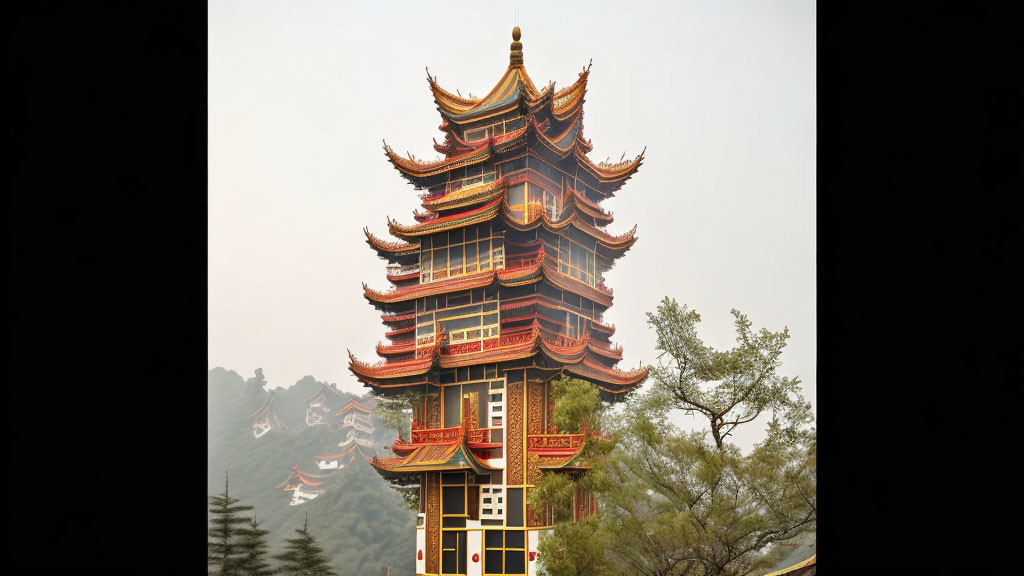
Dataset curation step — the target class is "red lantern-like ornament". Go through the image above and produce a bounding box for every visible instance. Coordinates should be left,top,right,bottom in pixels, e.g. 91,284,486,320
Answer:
529,551,538,561
472,553,480,563
417,550,423,561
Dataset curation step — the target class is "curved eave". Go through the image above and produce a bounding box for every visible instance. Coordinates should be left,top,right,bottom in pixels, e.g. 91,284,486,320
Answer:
364,227,420,259
386,271,419,283
370,435,497,478
384,139,492,181
563,357,649,392
499,201,636,254
426,68,481,115
429,65,542,124
363,270,496,305
529,107,584,158
577,147,646,191
421,177,506,212
587,340,624,360
377,340,416,357
569,188,614,224
389,197,503,239
541,261,614,307
336,398,374,414
547,62,590,121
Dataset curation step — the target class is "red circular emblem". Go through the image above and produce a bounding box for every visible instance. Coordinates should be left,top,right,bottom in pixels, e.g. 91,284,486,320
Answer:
530,551,538,561
417,550,423,560
472,553,480,563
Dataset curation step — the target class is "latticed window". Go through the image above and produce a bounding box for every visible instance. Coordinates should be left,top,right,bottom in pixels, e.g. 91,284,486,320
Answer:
420,225,505,283
484,530,526,575
415,300,500,350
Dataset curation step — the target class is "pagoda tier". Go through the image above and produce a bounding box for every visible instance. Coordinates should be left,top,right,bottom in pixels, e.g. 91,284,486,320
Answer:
352,28,643,576
384,111,643,199
390,185,628,246
349,320,647,396
427,60,589,128
362,259,614,310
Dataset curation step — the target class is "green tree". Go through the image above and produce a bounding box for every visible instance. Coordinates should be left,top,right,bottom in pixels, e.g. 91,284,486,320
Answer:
529,376,612,524
235,515,276,576
645,298,812,450
375,389,423,442
537,301,816,576
274,514,337,576
209,472,255,576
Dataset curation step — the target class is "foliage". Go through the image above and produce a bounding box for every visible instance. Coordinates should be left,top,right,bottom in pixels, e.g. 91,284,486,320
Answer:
536,300,816,576
549,375,604,434
209,472,256,576
527,472,575,524
235,515,276,576
536,517,614,576
208,368,416,576
399,487,420,513
645,298,812,449
273,514,337,576
375,390,424,442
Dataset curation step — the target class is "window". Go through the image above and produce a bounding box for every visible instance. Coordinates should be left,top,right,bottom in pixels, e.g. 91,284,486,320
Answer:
442,380,492,428
446,164,495,191
556,236,599,286
505,180,560,224
464,115,523,143
419,226,504,283
441,530,467,575
484,530,526,575
416,300,500,350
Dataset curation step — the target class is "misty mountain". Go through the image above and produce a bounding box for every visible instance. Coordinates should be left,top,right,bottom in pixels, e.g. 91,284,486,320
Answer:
208,367,416,576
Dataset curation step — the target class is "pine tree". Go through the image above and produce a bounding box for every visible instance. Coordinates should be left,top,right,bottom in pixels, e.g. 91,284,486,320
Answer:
209,472,255,576
235,514,276,576
273,513,336,576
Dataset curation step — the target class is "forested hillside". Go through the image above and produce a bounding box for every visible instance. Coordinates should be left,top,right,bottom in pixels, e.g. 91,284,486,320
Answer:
208,367,415,576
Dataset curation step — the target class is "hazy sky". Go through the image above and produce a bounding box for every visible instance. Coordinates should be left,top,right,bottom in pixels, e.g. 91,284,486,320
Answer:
209,0,815,451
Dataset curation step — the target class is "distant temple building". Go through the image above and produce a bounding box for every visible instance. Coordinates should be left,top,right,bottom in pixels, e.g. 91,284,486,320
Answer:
305,381,347,427
312,398,377,469
249,391,288,439
279,465,327,506
349,27,646,576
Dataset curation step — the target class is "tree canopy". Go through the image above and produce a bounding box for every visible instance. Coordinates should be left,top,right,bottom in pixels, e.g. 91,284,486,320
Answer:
537,300,816,576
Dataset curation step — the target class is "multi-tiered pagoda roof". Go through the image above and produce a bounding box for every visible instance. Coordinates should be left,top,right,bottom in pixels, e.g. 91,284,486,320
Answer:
351,28,648,401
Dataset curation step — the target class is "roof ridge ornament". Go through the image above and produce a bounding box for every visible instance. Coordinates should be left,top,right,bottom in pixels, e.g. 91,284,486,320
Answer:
510,26,523,66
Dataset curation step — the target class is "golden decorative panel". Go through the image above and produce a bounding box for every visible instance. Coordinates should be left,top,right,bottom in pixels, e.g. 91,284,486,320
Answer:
507,378,524,485
425,472,440,574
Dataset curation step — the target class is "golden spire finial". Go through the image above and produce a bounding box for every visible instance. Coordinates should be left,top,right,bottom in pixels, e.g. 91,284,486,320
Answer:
510,26,523,66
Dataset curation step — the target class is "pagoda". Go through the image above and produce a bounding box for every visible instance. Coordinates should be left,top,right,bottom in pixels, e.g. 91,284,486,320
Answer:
336,398,376,445
279,465,328,506
349,27,647,576
305,381,347,427
248,391,288,439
